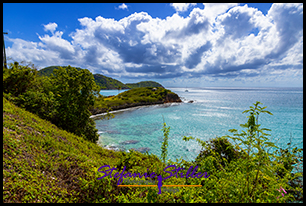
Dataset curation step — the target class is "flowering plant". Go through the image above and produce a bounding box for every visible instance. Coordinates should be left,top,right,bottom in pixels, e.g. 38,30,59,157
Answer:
276,186,287,199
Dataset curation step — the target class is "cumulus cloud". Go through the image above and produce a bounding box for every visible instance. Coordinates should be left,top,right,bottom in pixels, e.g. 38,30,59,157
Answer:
5,3,303,86
203,3,238,20
43,22,58,34
38,31,76,60
117,3,128,10
170,3,197,13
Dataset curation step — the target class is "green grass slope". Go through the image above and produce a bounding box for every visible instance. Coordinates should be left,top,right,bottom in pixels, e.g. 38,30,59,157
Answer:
3,97,166,203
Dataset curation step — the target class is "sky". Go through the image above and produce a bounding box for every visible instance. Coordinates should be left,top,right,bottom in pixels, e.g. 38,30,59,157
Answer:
3,3,303,87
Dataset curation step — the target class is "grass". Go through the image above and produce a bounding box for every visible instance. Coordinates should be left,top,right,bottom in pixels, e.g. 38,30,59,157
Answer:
3,97,302,203
3,97,169,203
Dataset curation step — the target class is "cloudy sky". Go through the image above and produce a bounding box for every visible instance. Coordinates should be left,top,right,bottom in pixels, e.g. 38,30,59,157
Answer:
3,3,303,87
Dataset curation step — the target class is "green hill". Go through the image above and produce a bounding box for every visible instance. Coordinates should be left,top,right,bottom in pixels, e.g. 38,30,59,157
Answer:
38,66,164,90
93,74,129,90
125,81,164,89
3,97,165,203
38,66,83,76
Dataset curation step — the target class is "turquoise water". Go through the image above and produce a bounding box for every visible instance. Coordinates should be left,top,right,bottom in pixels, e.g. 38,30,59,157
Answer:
99,89,129,96
94,87,303,162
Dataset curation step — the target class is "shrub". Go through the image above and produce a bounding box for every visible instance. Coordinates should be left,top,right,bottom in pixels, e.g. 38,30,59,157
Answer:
3,62,38,97
182,101,303,202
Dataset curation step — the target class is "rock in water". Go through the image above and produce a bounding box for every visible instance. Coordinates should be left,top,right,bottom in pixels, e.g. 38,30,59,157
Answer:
120,140,140,145
130,147,151,153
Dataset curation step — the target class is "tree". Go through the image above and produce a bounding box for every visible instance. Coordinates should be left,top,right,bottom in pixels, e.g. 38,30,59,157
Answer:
50,65,100,143
3,62,38,97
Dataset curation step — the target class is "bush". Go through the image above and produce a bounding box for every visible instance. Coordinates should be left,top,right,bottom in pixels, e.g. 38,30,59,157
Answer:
3,62,38,97
181,101,303,202
3,63,100,143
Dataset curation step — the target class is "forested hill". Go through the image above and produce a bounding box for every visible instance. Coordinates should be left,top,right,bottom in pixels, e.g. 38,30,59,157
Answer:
38,66,164,90
125,81,164,89
92,74,129,90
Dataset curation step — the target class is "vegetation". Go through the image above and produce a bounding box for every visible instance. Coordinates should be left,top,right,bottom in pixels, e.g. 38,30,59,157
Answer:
3,97,165,203
93,74,129,90
4,63,100,143
181,101,303,203
160,120,170,164
90,86,181,116
126,81,164,89
37,66,83,77
38,66,164,90
3,62,302,203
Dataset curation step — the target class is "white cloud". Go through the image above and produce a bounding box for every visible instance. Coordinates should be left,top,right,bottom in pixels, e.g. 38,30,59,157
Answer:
203,3,238,20
43,22,58,34
170,3,197,13
117,3,128,10
5,3,303,87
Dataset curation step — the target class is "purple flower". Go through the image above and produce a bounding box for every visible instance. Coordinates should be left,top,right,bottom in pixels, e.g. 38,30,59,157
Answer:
276,186,287,199
281,187,287,194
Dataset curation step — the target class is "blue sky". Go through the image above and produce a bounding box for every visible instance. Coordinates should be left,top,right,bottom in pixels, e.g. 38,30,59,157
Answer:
3,3,303,87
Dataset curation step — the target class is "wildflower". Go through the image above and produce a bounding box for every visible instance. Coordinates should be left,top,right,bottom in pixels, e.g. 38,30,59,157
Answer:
276,186,287,199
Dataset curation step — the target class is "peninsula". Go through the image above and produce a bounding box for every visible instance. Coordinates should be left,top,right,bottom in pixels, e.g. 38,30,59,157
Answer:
90,86,182,116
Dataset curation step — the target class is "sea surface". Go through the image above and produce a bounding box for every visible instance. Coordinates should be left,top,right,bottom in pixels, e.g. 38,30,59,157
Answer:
95,87,303,162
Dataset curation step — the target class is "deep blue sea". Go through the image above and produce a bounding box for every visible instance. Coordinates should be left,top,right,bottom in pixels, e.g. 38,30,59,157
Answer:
95,87,303,162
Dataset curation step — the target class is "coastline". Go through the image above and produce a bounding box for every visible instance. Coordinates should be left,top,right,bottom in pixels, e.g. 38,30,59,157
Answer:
90,102,183,120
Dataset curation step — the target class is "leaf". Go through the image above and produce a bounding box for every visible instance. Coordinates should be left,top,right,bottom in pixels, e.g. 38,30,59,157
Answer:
261,128,271,131
263,142,278,148
242,109,251,114
240,123,248,128
261,110,273,115
228,129,237,133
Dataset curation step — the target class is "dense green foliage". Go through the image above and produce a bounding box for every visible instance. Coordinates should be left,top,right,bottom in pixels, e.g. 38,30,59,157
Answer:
3,62,38,97
37,66,83,77
91,87,181,115
126,81,164,89
38,66,164,90
49,66,100,142
93,74,129,90
3,63,99,143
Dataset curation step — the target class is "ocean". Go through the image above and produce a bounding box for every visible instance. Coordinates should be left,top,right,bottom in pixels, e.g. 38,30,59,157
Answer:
95,87,303,162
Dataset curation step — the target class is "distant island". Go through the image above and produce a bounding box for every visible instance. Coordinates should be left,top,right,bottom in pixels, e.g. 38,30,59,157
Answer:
39,66,164,90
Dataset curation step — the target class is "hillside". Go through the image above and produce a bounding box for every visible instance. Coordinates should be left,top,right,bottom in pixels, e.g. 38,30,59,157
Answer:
93,74,129,90
3,97,166,203
38,66,164,90
125,81,164,89
38,66,83,76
